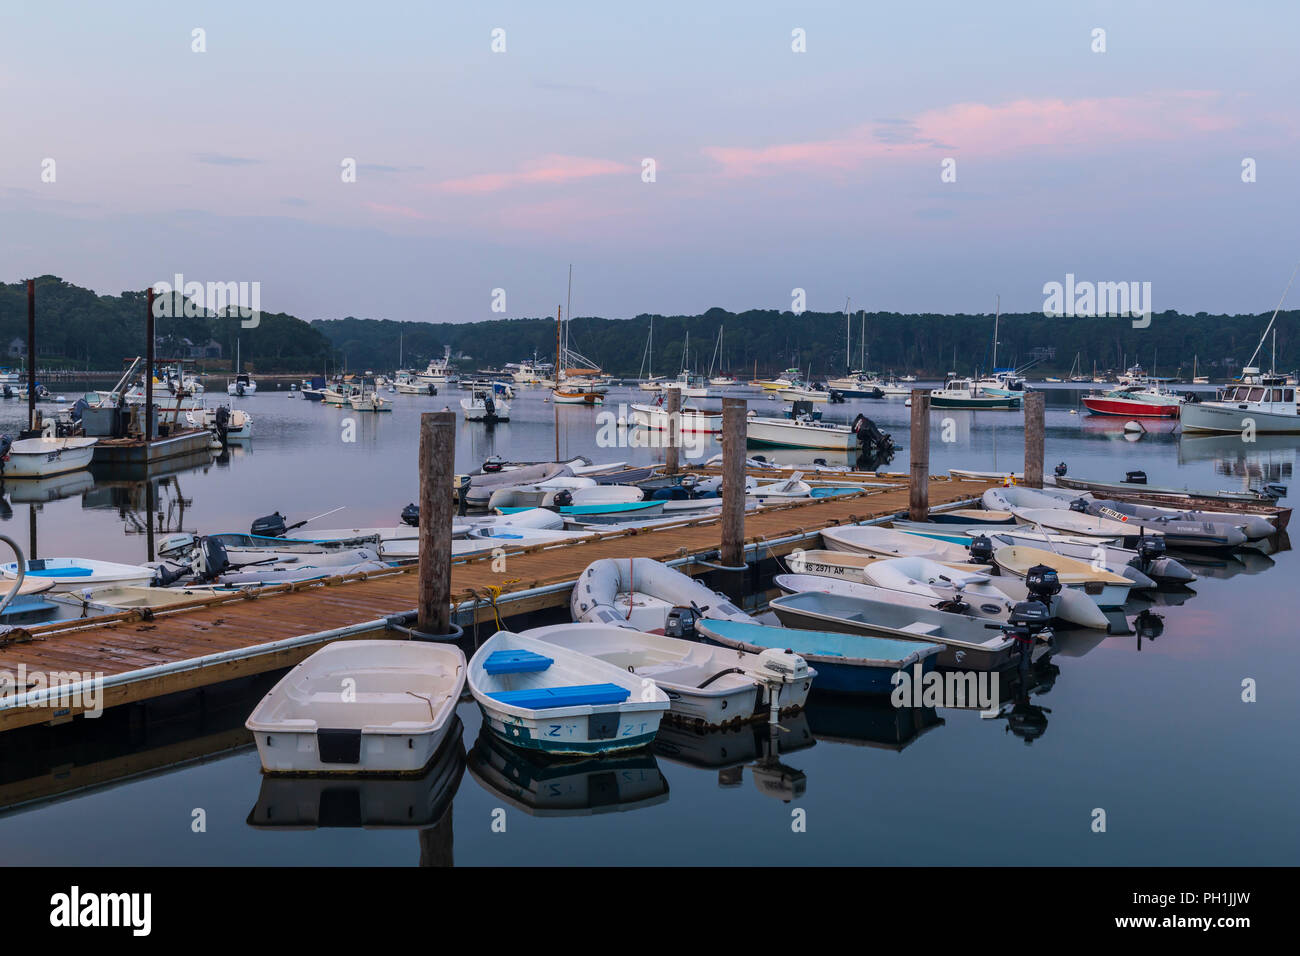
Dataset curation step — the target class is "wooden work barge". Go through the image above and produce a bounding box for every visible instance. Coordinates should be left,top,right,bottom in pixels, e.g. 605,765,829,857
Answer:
0,476,996,732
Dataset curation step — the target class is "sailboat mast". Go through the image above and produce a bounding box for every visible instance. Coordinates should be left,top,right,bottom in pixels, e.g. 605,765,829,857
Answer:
1245,258,1300,371
860,310,866,372
992,295,999,372
844,297,851,372
555,306,562,384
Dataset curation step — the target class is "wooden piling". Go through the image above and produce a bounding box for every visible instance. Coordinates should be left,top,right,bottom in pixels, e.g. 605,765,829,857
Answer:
720,397,747,568
26,279,35,432
909,390,930,520
664,387,681,475
1024,391,1045,488
417,411,455,635
145,288,155,441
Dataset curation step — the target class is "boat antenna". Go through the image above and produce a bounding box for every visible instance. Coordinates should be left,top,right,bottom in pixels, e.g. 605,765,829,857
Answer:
1245,258,1300,371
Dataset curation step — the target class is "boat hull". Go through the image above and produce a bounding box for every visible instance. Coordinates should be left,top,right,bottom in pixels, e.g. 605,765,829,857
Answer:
1,438,97,478
929,395,1021,410
1082,396,1179,417
1180,400,1300,434
746,417,857,450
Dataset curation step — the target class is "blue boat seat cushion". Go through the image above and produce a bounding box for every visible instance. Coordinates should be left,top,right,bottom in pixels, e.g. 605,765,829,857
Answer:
488,683,630,709
483,649,554,675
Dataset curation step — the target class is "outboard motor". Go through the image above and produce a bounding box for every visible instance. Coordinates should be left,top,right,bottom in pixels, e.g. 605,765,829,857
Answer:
152,562,189,587
851,414,894,451
1263,483,1288,499
250,511,288,538
1068,497,1089,513
1134,608,1164,643
0,434,12,464
235,382,246,397
1124,470,1147,484
483,394,497,419
70,397,89,423
986,600,1053,673
427,383,438,396
193,537,231,581
968,534,994,565
1024,563,1062,606
400,502,420,527
664,605,699,639
481,456,504,473
551,489,574,508
1135,533,1165,571
214,404,231,441
828,389,845,404
1054,461,1068,477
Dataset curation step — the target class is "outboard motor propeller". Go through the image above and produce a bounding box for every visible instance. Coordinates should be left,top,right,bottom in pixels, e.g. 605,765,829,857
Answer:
1054,461,1068,477
1023,563,1062,606
250,511,288,538
968,534,994,565
400,502,420,527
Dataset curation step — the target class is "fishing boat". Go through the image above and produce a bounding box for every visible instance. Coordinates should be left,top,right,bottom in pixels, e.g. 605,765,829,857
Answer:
570,557,755,631
820,524,977,563
414,346,458,387
697,617,941,695
1081,383,1181,417
0,435,97,478
185,405,253,439
459,388,510,422
767,591,1028,670
349,386,392,412
1181,370,1300,434
929,375,1021,409
524,623,814,727
992,545,1134,608
629,402,721,433
246,640,465,774
226,371,257,396
1,557,156,592
394,370,437,395
468,631,671,755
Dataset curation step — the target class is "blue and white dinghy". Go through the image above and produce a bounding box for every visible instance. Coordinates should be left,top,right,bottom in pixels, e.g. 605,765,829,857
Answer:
696,618,941,695
524,622,814,728
469,631,671,755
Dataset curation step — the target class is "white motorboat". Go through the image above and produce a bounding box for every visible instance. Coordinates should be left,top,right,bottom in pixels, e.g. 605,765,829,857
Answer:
1181,371,1300,433
0,436,97,478
1,557,156,592
629,402,721,433
460,388,510,422
746,415,859,451
349,389,392,412
185,406,253,439
246,640,465,773
468,630,671,755
226,371,257,396
570,557,756,631
523,622,814,728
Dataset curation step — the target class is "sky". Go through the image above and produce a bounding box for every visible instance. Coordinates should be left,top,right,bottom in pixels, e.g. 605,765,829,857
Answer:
2,1,1299,324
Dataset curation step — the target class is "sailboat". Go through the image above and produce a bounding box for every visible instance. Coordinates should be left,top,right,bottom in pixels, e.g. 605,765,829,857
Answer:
707,324,736,386
662,332,710,397
827,304,884,396
551,272,605,405
638,316,667,390
972,296,1027,397
1192,355,1209,385
226,339,257,395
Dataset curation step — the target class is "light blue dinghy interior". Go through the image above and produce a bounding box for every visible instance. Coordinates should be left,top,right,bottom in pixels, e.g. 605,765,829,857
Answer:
700,618,934,665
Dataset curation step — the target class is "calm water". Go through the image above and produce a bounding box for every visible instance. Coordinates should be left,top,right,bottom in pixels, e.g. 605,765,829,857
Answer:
0,384,1296,865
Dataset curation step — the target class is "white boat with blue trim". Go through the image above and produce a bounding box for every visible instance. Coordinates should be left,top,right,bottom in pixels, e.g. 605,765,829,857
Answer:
469,631,671,755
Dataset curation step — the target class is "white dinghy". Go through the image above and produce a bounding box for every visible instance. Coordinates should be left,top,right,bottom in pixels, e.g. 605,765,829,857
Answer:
524,622,814,728
1,557,156,592
570,557,757,631
0,436,97,478
820,524,976,563
993,545,1135,609
785,548,992,578
469,631,670,755
246,640,466,774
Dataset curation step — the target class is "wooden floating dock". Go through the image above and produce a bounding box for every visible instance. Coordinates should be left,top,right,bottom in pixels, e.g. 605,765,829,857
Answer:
0,476,996,732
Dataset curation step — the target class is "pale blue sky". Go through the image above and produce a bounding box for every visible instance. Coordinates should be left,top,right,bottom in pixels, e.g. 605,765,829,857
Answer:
3,1,1298,322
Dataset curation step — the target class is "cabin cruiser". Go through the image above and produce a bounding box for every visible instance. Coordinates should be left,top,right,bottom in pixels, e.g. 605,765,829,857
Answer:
1181,369,1300,434
415,346,458,387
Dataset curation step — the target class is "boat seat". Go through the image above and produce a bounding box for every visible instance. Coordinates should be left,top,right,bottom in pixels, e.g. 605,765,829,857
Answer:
899,622,942,636
488,683,630,709
483,649,553,675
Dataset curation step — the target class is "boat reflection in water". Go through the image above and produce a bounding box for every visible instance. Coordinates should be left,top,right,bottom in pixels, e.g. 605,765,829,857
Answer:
655,712,815,803
0,470,95,510
466,727,669,817
247,718,466,866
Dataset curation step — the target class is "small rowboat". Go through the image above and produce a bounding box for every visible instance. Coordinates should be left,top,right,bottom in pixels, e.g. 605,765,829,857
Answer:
696,617,942,695
523,622,814,728
0,436,97,478
495,501,664,522
785,548,992,578
1,557,156,592
468,631,670,756
992,545,1134,608
246,640,465,774
820,525,976,563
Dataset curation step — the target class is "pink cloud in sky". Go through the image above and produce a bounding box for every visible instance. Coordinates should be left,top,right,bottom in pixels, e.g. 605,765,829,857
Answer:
703,92,1243,177
432,154,634,195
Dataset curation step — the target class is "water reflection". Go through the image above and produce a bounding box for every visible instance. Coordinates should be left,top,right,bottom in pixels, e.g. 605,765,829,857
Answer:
466,727,669,816
655,712,815,802
803,695,943,751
